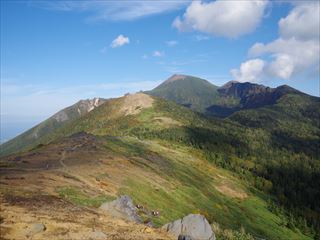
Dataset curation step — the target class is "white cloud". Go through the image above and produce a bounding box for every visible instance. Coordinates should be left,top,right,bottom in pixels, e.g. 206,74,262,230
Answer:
267,54,294,79
153,51,164,57
166,40,178,47
249,37,319,79
279,1,319,41
173,0,269,38
195,35,210,41
35,1,190,21
110,35,130,48
231,59,265,82
231,2,319,82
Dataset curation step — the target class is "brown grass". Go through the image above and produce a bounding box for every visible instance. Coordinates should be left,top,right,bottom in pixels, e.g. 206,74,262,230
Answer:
120,93,154,116
215,184,248,199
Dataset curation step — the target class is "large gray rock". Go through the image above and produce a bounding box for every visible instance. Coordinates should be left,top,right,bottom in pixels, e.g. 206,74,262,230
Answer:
27,223,46,237
163,214,215,240
99,195,141,223
87,230,107,240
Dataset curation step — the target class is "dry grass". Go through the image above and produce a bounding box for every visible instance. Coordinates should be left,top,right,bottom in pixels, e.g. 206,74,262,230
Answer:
0,194,174,240
120,93,154,116
215,183,248,199
153,117,181,127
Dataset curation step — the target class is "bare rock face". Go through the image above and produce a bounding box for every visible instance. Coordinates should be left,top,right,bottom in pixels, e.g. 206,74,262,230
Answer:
162,214,215,240
99,195,141,223
52,97,106,123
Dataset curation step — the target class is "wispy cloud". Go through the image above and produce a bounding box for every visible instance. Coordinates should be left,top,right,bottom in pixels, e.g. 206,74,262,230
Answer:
154,53,211,74
164,66,184,74
166,40,178,47
195,35,210,41
110,35,130,48
153,50,165,57
33,1,190,21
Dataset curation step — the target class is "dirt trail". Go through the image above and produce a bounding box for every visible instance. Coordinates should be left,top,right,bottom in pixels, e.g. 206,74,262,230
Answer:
0,143,174,239
59,151,67,169
0,133,177,239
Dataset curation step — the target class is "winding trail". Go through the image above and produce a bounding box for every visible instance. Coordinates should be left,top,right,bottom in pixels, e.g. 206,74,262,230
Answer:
59,144,82,170
59,151,67,169
57,145,106,193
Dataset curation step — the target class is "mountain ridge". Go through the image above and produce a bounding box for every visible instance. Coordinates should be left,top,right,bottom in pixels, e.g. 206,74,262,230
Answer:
147,74,313,117
0,76,319,239
1,75,317,157
0,97,107,156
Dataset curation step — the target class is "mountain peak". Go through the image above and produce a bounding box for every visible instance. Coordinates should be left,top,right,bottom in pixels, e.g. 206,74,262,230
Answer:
164,74,188,84
146,74,219,112
219,80,239,89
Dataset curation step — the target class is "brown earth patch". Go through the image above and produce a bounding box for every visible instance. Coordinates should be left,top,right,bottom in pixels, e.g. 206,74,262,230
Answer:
120,93,154,116
0,193,174,240
215,184,248,199
153,117,181,127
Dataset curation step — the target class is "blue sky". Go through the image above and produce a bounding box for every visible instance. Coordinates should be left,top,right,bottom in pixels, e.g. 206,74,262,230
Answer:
1,0,319,142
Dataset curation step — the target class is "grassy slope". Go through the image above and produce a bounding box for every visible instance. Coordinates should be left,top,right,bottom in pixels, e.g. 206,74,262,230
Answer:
104,136,310,240
1,93,318,239
1,132,309,239
0,117,63,157
47,95,318,239
0,99,105,157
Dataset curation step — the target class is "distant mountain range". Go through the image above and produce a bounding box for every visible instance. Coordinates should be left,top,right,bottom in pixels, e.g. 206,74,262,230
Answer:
1,74,319,239
147,74,307,117
1,74,319,158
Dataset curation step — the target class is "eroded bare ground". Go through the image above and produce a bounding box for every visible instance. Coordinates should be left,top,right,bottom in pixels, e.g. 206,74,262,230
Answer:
120,93,154,116
0,133,174,240
0,194,172,240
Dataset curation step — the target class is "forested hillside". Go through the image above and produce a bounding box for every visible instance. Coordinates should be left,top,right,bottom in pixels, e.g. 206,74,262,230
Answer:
1,78,319,239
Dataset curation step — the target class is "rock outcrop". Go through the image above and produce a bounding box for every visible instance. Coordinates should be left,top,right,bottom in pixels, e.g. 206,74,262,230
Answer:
163,214,215,240
27,223,46,237
99,195,141,223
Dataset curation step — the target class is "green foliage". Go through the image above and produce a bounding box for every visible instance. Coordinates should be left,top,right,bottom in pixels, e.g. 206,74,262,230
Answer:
102,136,311,239
57,186,115,208
0,99,106,157
2,86,319,239
146,75,220,112
212,222,255,240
